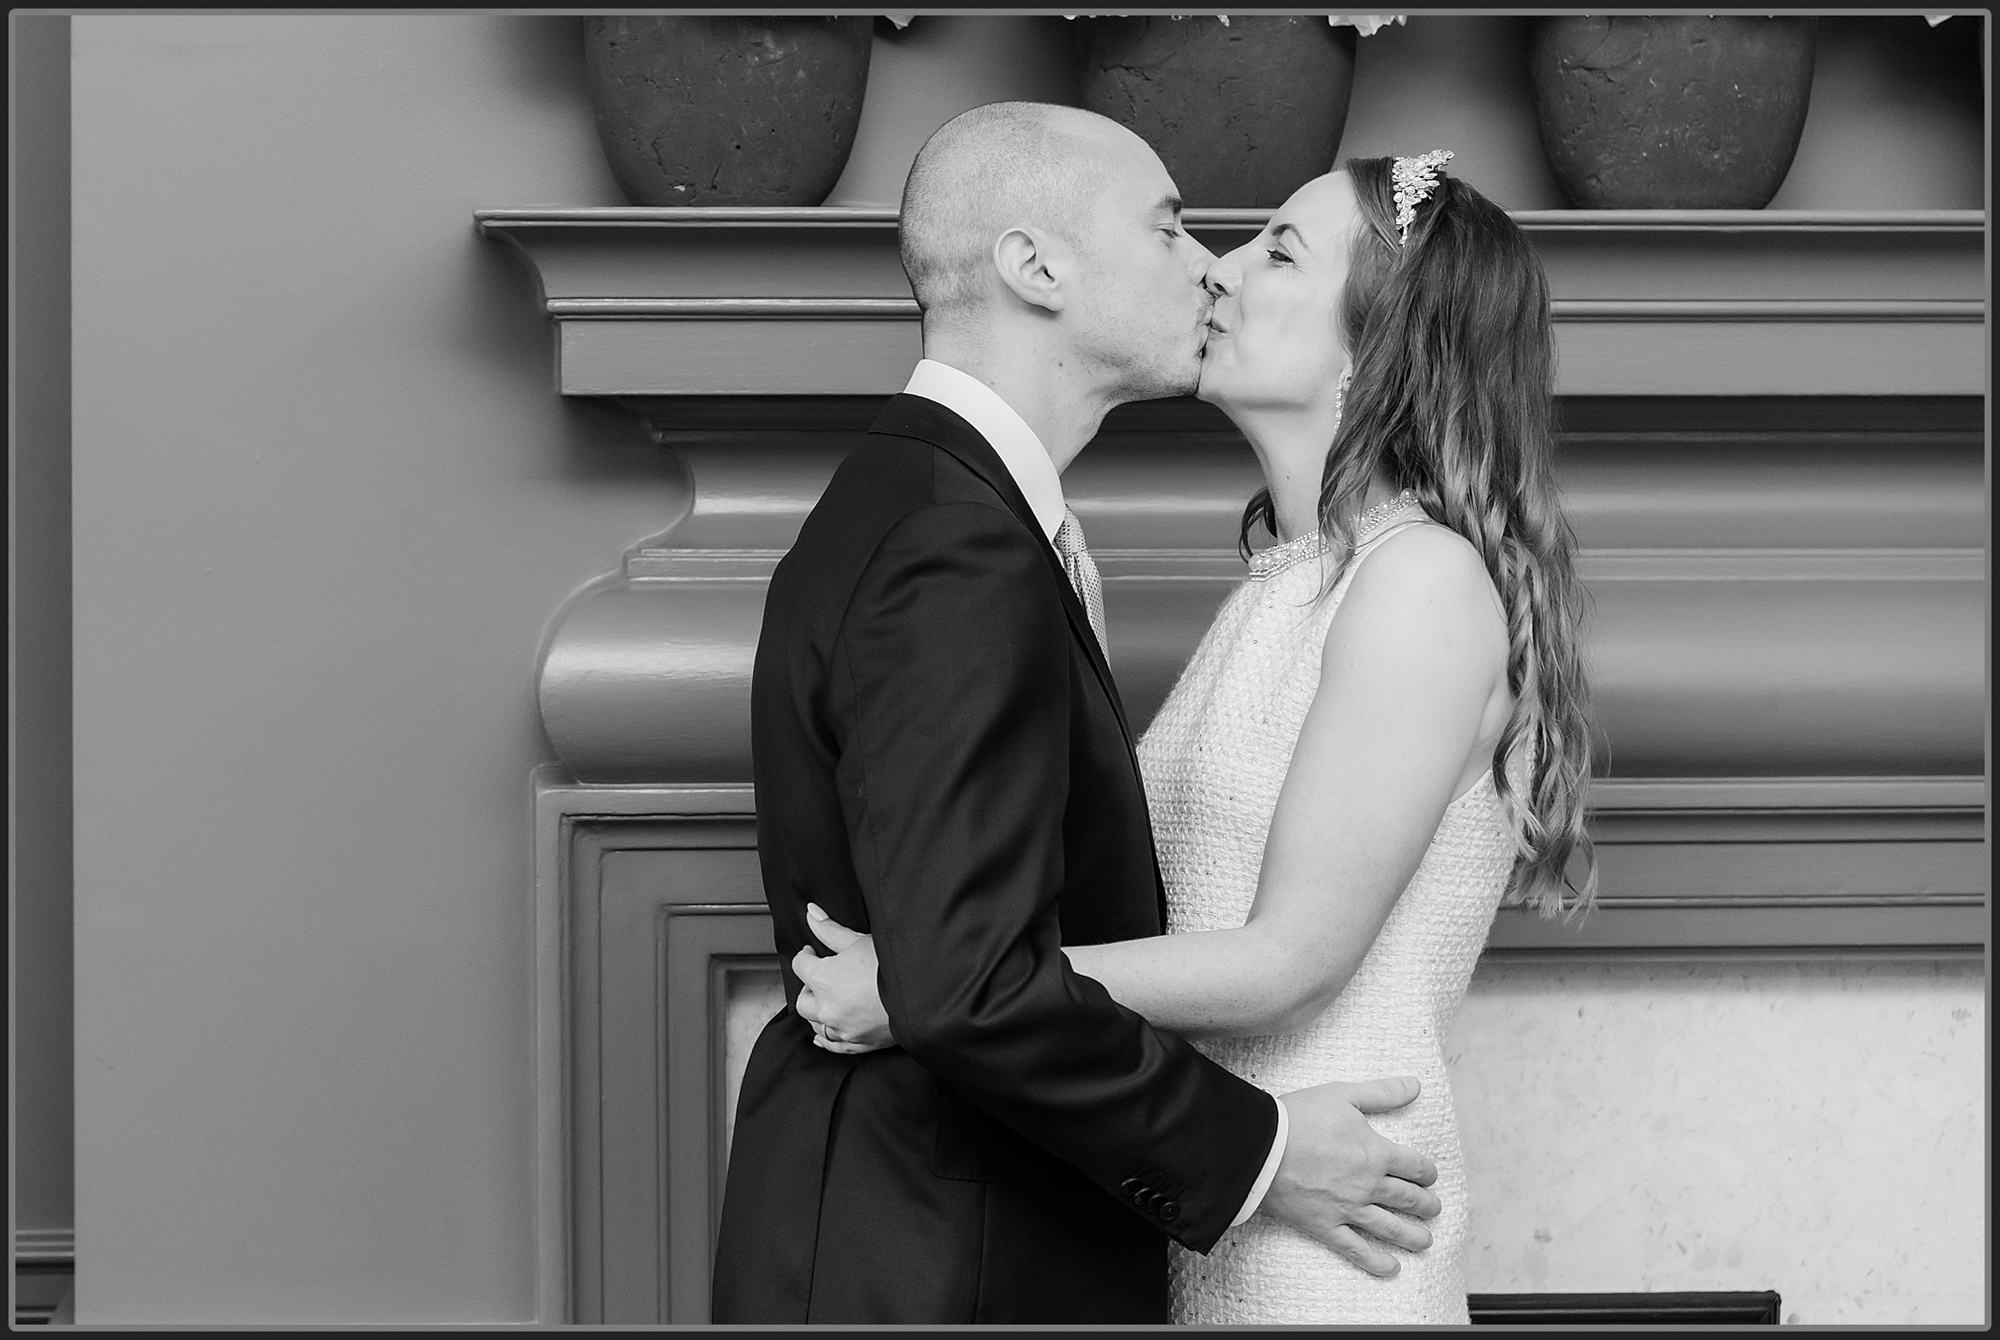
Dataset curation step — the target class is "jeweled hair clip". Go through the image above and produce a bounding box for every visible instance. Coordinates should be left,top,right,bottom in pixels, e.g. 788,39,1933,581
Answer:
1392,149,1454,245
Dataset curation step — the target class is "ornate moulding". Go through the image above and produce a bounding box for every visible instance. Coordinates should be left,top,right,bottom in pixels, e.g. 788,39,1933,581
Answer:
480,205,1986,941
479,207,1985,397
485,207,1984,1321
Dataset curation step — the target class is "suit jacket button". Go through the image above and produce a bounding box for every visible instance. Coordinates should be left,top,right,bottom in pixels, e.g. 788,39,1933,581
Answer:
1119,1177,1142,1196
1160,1201,1181,1222
1141,1190,1164,1212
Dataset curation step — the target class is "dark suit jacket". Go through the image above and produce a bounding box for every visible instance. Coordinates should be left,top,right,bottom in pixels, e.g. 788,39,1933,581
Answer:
711,394,1279,1324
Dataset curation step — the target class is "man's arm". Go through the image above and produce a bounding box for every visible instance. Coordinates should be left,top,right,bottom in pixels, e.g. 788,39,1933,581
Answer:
831,501,1276,1251
796,909,1442,1275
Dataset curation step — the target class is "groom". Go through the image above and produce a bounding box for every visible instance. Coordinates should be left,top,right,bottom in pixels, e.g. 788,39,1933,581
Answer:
712,102,1439,1325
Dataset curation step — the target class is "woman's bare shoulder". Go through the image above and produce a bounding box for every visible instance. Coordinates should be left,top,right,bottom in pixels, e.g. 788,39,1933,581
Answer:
1345,522,1501,617
1320,521,1509,681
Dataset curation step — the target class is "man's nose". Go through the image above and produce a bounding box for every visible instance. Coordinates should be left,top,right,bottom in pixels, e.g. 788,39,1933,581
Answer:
1185,232,1218,268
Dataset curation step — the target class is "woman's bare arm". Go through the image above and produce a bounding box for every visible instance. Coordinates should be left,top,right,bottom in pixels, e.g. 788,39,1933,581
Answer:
1063,526,1509,1038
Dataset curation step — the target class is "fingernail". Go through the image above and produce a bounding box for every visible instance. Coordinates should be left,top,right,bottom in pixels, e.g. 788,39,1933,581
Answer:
807,903,826,920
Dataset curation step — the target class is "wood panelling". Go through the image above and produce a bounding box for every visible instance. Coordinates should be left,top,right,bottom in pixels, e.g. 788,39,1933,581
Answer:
541,784,1985,970
563,812,767,1324
536,781,1976,1321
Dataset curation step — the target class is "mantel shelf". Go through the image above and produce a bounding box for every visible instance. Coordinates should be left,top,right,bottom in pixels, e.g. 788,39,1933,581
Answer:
478,206,1985,398
479,206,1986,231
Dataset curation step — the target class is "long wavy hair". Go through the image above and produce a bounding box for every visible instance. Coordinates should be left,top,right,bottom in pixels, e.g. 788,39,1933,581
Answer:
1239,156,1598,917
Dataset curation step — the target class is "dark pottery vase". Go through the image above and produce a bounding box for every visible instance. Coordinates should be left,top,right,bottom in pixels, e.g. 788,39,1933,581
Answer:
1530,16,1817,209
584,16,872,207
1075,16,1357,208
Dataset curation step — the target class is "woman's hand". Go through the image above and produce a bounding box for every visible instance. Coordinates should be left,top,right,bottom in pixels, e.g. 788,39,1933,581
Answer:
792,904,898,1055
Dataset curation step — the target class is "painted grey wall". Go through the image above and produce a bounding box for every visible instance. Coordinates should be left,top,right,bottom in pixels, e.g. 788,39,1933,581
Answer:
68,15,667,1323
1770,15,1986,209
12,11,75,1245
823,15,1575,210
825,16,1080,207
824,15,1985,214
57,11,1989,1325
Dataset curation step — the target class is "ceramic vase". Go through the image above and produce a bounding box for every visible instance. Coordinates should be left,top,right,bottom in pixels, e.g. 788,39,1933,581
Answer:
1074,16,1358,208
584,16,873,207
1530,16,1818,209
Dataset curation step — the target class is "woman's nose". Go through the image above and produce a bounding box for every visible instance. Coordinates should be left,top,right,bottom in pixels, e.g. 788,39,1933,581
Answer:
1204,256,1239,297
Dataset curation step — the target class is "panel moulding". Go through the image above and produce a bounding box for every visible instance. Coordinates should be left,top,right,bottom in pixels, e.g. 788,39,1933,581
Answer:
528,772,1981,1318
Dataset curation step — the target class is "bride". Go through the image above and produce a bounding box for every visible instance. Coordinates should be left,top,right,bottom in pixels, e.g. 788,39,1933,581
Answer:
794,152,1597,1325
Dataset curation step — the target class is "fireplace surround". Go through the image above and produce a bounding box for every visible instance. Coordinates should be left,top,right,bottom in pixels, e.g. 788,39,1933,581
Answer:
481,205,1985,1322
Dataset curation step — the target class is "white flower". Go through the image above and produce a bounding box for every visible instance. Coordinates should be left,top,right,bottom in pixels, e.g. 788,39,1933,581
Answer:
882,13,912,28
1328,15,1406,37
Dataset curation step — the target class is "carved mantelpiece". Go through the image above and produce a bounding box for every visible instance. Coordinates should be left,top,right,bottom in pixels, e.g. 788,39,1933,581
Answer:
487,206,1984,1322
532,393,1986,783
480,205,1987,931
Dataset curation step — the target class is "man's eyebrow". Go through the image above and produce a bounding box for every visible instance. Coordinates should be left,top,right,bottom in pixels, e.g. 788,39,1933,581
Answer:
1158,194,1183,218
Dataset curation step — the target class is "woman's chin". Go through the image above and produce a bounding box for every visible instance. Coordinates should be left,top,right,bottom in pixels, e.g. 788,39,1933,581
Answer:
1195,363,1222,405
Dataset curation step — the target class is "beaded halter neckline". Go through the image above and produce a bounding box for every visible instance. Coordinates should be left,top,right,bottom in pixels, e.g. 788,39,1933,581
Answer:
1247,492,1423,581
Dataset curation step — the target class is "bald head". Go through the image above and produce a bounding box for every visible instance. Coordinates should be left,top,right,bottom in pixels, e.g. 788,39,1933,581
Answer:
899,102,1139,323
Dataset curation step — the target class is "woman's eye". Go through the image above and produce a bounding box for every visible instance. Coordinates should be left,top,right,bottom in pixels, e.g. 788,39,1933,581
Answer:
1266,248,1293,265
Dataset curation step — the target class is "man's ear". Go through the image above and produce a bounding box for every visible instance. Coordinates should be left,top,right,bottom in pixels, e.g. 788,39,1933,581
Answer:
991,226,1068,314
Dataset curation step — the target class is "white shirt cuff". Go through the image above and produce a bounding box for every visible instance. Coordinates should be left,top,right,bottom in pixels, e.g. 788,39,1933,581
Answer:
1231,1094,1288,1226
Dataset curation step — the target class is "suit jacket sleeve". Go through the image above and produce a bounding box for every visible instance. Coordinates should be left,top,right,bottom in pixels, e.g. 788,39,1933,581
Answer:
831,500,1279,1253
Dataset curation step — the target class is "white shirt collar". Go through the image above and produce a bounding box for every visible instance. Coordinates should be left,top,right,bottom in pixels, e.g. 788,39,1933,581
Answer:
900,358,1067,544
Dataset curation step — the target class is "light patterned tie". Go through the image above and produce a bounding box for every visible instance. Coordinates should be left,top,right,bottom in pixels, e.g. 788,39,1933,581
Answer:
1053,506,1109,656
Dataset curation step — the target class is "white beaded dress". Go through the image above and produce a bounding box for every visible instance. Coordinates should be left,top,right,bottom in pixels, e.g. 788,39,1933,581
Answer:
1137,514,1522,1326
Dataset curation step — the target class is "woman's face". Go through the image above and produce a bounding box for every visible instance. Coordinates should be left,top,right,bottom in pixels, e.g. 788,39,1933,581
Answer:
1196,172,1361,420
